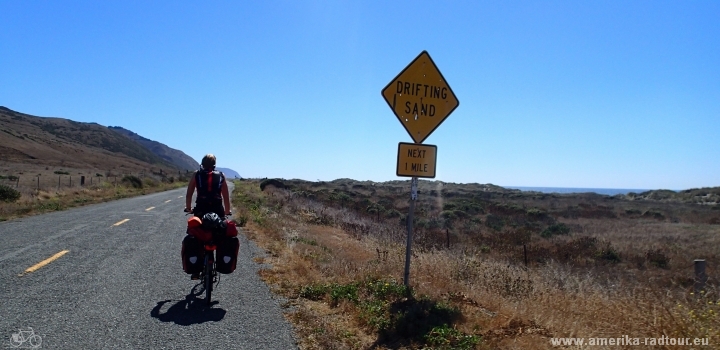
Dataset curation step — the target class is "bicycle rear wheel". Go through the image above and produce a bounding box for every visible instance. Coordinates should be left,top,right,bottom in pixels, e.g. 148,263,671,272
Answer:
204,253,213,305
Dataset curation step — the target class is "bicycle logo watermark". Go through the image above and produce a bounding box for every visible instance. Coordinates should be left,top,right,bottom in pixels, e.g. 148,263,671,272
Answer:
8,328,42,349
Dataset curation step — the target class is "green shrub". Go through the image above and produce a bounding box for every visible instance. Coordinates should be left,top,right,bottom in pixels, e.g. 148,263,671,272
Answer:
442,203,457,211
366,279,408,301
8,175,18,181
53,170,70,175
329,191,352,206
385,209,402,218
424,324,480,350
291,236,318,246
260,178,286,191
329,283,359,304
234,216,248,227
37,201,62,211
642,210,665,220
597,243,621,263
121,175,143,188
143,177,158,187
299,284,329,300
360,299,391,331
526,208,546,218
95,173,103,177
485,214,504,231
541,223,570,238
646,249,670,268
0,184,21,202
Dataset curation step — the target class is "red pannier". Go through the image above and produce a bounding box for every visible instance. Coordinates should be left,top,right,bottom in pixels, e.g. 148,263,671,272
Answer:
187,217,237,241
187,216,212,241
225,220,238,237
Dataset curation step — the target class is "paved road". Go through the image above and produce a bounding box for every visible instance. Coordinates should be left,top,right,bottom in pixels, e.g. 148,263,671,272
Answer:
0,184,297,349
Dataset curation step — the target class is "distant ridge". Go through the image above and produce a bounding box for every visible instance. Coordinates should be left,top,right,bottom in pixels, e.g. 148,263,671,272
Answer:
505,185,720,204
506,186,650,196
108,126,199,171
217,167,241,179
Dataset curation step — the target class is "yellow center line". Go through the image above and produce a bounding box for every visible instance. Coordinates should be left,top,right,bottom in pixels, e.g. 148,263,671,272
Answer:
20,250,70,276
146,207,155,211
164,200,172,203
112,219,130,226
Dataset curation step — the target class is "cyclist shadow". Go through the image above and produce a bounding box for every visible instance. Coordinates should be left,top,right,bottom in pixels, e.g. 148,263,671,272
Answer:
150,284,226,325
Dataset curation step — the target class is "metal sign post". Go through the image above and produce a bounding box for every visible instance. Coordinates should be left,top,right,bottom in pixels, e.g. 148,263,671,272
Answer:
403,177,418,287
382,50,459,288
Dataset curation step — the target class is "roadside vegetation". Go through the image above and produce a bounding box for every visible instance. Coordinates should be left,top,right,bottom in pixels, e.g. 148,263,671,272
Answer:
232,178,720,349
0,168,188,221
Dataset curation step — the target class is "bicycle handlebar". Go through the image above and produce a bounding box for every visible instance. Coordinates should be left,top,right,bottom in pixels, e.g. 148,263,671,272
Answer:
184,208,232,216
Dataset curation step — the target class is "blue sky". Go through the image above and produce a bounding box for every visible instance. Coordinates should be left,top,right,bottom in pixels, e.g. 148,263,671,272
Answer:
1,1,718,190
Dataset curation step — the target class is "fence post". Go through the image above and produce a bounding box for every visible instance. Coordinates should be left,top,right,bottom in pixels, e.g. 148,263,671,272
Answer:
695,259,707,295
16,177,19,188
58,176,61,189
70,176,72,187
37,175,40,190
81,176,85,186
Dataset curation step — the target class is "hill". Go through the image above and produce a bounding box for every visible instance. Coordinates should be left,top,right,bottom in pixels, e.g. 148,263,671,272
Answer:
108,126,199,171
622,187,720,205
0,106,176,172
217,167,241,178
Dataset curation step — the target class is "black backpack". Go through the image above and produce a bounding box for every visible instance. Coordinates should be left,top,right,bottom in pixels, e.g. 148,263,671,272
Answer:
195,170,224,204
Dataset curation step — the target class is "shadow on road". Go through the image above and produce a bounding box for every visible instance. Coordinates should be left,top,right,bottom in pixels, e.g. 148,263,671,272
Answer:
150,286,227,325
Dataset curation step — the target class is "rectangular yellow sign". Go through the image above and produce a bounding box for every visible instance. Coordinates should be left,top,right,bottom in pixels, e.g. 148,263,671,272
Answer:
396,143,437,178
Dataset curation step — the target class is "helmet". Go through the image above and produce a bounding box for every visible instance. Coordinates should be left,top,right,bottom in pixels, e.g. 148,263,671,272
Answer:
201,212,226,230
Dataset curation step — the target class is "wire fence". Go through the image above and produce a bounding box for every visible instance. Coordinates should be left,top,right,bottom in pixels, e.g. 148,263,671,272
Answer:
0,169,193,195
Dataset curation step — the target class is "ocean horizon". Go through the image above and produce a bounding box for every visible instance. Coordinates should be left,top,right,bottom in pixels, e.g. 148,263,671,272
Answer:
504,186,656,196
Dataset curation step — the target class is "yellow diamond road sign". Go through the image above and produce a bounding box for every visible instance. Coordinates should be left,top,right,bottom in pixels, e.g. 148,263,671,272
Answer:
382,51,459,144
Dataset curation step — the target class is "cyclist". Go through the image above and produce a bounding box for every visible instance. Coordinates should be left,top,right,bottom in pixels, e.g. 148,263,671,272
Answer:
183,154,232,280
184,154,231,218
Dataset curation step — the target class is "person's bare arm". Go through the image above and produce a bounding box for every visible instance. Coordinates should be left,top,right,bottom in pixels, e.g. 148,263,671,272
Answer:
185,175,196,211
221,178,231,215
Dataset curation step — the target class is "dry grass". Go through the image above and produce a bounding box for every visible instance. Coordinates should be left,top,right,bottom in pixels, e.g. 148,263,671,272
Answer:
232,179,720,349
0,165,187,221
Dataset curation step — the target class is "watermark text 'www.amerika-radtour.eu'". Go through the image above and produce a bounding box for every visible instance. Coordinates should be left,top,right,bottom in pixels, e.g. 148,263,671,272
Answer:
551,335,709,347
